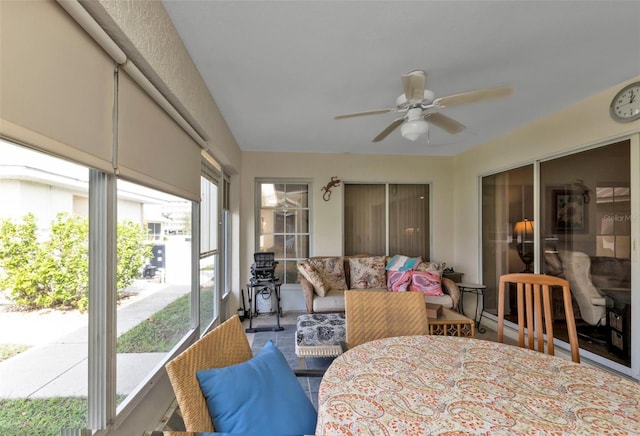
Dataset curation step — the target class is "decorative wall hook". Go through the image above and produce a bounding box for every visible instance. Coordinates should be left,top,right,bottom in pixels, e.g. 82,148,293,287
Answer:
321,176,341,201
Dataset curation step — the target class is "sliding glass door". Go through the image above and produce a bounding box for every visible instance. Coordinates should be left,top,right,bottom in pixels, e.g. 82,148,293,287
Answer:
482,139,633,372
481,165,534,317
539,140,631,369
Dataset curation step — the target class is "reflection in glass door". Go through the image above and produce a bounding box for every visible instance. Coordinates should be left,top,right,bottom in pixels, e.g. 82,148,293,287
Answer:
540,140,631,368
481,165,534,318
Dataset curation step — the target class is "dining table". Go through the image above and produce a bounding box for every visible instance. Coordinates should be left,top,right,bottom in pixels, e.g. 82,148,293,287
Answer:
316,335,640,435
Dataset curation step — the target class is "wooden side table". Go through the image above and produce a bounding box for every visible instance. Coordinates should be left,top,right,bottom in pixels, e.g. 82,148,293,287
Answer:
442,271,463,283
428,308,475,337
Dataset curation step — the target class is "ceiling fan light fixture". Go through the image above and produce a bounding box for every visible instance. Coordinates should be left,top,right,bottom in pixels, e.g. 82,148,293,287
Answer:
401,119,429,141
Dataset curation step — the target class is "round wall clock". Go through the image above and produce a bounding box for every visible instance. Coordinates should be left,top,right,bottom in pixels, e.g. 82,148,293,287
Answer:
610,81,640,123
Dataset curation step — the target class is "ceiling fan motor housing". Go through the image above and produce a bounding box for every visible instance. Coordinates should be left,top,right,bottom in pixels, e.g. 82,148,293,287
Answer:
396,89,435,109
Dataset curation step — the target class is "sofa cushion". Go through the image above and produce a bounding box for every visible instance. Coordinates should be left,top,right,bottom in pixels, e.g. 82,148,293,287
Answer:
590,256,631,289
424,293,454,308
297,260,327,296
313,288,348,312
308,256,348,291
349,256,387,289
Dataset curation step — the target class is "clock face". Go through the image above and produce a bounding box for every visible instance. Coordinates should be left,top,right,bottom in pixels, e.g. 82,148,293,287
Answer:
610,82,640,122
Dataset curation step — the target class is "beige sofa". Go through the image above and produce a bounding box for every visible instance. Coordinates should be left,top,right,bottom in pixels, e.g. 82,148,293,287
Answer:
298,255,460,313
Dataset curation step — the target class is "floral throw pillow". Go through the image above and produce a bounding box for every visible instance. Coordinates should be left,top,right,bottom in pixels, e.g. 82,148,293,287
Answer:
308,257,348,291
415,261,445,277
297,260,327,297
410,270,444,296
349,256,386,289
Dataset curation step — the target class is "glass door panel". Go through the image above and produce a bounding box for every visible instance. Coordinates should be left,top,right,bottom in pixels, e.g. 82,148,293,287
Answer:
540,140,631,368
481,164,534,318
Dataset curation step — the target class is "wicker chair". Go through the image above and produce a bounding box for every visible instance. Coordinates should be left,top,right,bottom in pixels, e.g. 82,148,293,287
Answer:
165,315,324,432
165,315,253,432
497,273,580,363
344,290,429,349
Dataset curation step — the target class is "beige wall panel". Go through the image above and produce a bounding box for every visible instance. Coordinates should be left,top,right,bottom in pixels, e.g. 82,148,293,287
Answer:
0,0,114,171
239,151,455,305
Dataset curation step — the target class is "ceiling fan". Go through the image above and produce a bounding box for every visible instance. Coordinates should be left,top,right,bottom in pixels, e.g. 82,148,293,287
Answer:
335,70,513,142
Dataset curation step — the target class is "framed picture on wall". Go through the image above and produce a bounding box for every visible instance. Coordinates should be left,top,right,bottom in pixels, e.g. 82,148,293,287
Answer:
553,190,587,233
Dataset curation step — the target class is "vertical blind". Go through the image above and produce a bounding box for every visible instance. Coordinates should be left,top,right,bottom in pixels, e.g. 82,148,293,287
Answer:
344,184,386,255
344,183,430,258
389,184,430,258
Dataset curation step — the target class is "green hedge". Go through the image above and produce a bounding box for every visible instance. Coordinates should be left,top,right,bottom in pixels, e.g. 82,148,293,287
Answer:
0,213,151,311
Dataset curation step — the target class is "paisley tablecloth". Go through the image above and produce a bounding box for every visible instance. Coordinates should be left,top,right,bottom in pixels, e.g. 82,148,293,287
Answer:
316,335,640,435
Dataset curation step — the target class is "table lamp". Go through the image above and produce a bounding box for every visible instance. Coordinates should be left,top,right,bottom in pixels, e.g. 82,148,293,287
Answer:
513,219,534,273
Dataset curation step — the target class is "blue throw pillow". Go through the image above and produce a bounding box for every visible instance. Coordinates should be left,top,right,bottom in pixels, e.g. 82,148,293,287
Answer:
196,340,317,435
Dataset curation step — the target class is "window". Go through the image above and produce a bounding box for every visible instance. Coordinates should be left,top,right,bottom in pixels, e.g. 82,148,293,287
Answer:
344,183,430,258
257,181,310,284
222,177,231,298
596,185,630,258
116,179,193,405
0,140,201,432
200,166,220,329
147,222,162,240
0,140,90,430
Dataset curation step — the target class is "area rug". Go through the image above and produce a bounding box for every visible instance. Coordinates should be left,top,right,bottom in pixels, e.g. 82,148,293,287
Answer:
250,324,334,409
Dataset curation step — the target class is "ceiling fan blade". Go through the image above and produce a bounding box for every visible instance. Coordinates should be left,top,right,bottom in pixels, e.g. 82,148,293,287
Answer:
426,112,466,134
401,70,426,102
335,108,395,120
433,85,513,108
372,118,405,142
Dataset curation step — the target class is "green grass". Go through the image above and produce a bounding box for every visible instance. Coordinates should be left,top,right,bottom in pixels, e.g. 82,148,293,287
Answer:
0,291,209,433
116,292,191,352
0,397,88,436
116,289,213,353
0,344,30,362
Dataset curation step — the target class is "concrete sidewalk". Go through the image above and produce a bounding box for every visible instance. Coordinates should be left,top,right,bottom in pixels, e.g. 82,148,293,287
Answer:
0,282,189,398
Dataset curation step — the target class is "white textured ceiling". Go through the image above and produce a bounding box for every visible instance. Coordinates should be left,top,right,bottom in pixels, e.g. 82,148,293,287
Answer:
162,1,640,156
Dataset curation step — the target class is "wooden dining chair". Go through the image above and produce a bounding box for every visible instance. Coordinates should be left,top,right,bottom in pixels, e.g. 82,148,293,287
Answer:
344,290,429,349
498,273,580,363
